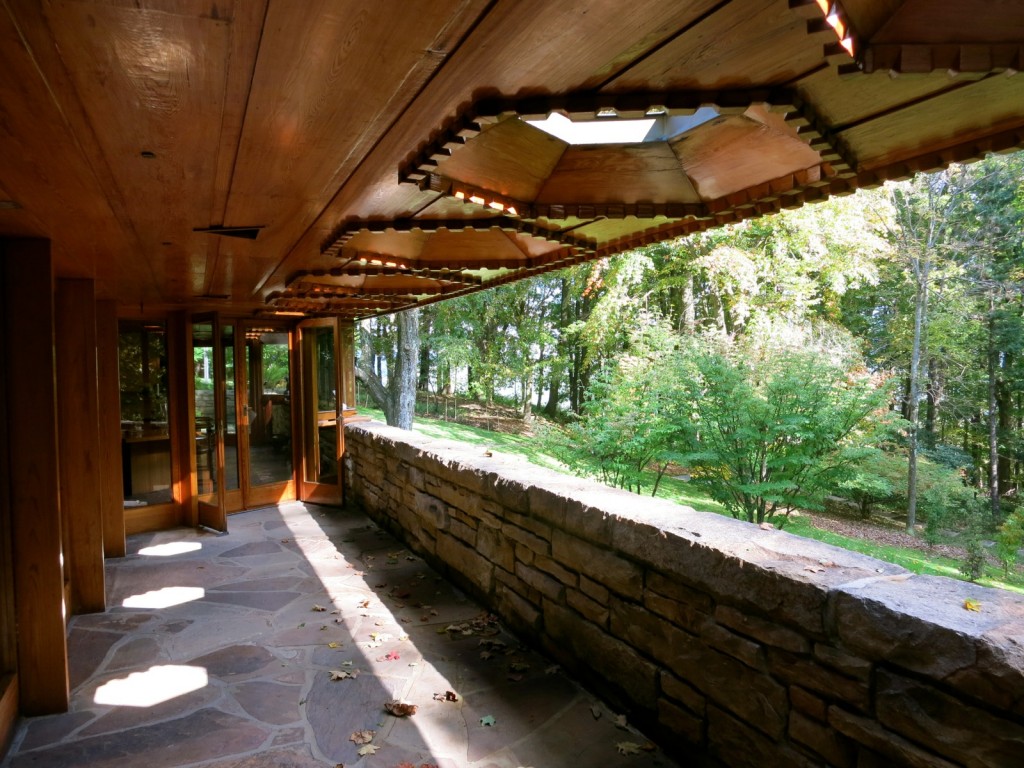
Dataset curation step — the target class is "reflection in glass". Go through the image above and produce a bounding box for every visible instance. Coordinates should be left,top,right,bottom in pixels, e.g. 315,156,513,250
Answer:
119,321,172,506
222,323,239,491
245,329,293,485
192,323,216,497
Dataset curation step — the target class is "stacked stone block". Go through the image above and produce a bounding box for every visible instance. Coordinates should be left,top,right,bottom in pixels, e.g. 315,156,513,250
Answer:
345,422,1024,767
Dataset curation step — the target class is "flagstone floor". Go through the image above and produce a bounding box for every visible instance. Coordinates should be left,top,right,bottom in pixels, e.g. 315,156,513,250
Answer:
2,502,681,768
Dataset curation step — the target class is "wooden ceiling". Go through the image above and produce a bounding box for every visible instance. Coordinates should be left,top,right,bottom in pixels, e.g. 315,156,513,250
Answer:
0,0,1022,318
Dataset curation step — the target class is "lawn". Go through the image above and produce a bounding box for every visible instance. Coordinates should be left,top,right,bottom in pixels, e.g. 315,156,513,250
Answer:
355,408,1024,595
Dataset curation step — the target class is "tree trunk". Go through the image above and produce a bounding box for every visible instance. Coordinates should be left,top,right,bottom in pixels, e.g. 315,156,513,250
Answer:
988,299,1000,521
906,263,927,535
682,273,696,335
391,308,420,430
924,357,937,449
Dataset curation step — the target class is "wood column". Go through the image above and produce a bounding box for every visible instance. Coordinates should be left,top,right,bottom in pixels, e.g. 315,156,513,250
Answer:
0,247,18,757
55,279,106,613
95,301,125,558
1,239,69,715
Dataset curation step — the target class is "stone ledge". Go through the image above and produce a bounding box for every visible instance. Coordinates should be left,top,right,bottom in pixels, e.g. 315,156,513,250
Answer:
345,421,1024,767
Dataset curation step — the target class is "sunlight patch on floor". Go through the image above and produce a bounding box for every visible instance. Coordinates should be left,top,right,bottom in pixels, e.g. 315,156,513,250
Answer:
122,586,205,609
137,541,203,557
93,665,208,707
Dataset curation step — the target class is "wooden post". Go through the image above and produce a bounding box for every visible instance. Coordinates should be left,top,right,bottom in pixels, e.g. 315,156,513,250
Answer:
1,239,69,715
55,279,106,614
96,301,125,558
0,250,18,755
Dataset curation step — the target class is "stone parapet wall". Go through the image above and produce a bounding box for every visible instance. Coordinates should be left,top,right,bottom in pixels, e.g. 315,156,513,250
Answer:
344,422,1024,767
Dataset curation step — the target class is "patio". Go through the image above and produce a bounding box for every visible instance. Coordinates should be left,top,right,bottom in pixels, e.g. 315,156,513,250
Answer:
0,502,679,768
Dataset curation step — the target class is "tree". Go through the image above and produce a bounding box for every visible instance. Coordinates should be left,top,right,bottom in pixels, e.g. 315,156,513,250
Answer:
355,308,420,429
542,315,688,494
677,324,894,525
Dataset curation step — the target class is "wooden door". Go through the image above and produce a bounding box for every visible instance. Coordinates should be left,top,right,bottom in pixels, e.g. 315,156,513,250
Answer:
297,318,344,505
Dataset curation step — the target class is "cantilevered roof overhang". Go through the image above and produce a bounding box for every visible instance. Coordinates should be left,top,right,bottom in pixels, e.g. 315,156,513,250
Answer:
0,0,1022,318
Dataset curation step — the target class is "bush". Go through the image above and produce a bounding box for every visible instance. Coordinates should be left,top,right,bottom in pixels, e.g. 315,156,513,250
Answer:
996,508,1024,576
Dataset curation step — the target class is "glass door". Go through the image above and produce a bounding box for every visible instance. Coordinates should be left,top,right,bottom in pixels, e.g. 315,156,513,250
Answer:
298,318,344,504
240,325,296,507
190,316,239,531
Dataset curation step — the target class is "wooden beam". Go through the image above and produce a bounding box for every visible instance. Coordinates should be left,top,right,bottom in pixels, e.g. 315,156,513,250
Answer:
55,279,105,614
1,239,69,715
95,301,125,558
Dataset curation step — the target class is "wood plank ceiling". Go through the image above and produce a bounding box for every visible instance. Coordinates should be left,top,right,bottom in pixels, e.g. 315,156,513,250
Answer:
0,0,1022,318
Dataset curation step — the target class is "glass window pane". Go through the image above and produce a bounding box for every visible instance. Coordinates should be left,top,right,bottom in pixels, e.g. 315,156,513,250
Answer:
246,329,292,486
119,320,172,506
192,322,216,497
223,324,239,492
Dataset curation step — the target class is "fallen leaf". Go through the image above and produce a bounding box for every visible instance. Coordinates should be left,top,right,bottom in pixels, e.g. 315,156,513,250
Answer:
508,661,530,672
758,522,774,530
358,599,371,608
613,714,628,729
479,651,493,661
480,715,496,727
590,704,601,719
964,598,982,612
616,742,641,755
545,665,560,675
804,565,825,573
357,744,379,756
349,729,375,744
327,641,340,649
330,668,360,681
384,699,418,717
312,604,327,612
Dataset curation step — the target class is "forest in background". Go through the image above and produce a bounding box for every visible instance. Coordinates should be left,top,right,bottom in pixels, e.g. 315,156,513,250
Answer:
355,151,1024,580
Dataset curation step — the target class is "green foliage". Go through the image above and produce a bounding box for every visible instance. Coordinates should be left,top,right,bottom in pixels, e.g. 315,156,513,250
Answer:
541,315,688,495
996,507,1024,576
677,326,895,525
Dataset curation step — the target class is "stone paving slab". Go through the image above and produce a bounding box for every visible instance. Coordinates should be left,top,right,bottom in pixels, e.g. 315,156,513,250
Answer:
1,502,680,768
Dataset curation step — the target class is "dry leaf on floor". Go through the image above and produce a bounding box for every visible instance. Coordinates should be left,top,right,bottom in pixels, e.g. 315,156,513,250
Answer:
330,669,360,681
357,744,380,756
349,729,375,744
480,715,496,727
384,699,418,717
590,704,602,719
327,641,340,649
964,598,982,612
312,604,327,612
613,714,628,729
359,599,371,608
616,742,641,755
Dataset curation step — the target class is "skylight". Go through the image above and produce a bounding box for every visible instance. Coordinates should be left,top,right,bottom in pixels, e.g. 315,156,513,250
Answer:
526,107,722,145
526,112,657,144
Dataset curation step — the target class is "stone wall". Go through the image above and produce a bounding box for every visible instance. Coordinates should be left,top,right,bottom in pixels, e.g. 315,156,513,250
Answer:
344,422,1024,767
